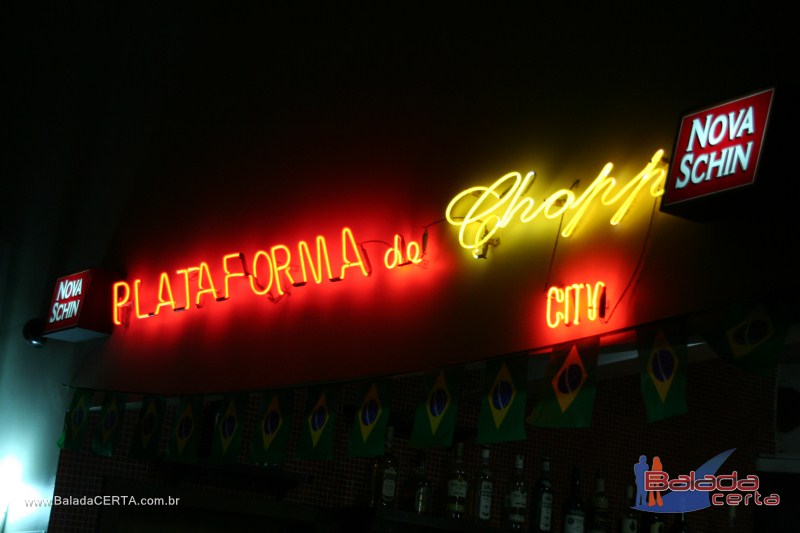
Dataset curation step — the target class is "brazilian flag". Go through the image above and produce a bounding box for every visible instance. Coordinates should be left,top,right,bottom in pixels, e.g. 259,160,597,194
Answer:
637,321,688,423
251,390,293,465
92,392,126,457
167,395,202,463
703,297,790,376
60,388,93,451
129,395,166,459
477,355,528,444
409,368,461,448
348,380,392,457
211,393,248,463
528,338,599,428
296,386,337,460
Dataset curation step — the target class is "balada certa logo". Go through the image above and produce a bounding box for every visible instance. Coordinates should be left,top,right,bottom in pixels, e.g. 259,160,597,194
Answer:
633,449,779,513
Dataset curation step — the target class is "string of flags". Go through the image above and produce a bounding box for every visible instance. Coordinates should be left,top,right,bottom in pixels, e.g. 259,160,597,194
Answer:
58,297,792,463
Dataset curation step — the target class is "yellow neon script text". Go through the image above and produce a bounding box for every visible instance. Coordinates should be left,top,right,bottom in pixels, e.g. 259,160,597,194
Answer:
445,150,667,251
546,281,606,328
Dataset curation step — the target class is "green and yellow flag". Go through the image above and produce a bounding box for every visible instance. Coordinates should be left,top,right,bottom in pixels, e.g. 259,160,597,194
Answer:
637,321,688,423
251,390,293,465
348,380,392,457
528,338,599,428
129,395,166,459
477,355,528,444
92,392,126,457
409,368,461,448
60,388,93,451
295,386,337,460
211,393,247,463
703,298,790,376
167,395,202,463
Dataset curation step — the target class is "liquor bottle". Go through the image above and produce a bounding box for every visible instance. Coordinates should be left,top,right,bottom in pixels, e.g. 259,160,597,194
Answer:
619,484,639,533
446,442,469,519
587,469,610,532
506,453,527,529
472,445,493,523
367,455,380,508
647,513,665,533
377,426,398,508
563,466,586,533
408,450,432,514
668,513,690,533
531,456,554,532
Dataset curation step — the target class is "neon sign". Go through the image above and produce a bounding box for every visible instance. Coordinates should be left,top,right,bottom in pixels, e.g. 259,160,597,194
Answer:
113,227,422,325
546,281,606,328
445,150,667,253
662,89,773,208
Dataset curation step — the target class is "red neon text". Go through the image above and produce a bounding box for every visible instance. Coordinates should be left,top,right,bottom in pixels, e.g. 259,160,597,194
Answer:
113,228,423,325
546,281,606,328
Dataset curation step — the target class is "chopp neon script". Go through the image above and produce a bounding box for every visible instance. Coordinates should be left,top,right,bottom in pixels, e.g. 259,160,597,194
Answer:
112,227,423,325
445,150,668,252
633,449,779,514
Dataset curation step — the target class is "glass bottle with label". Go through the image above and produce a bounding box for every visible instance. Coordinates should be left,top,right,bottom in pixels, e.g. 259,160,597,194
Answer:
446,442,469,519
563,466,585,533
619,484,639,533
668,513,689,533
506,453,527,529
588,468,610,533
648,513,665,533
531,456,553,532
408,450,432,514
473,445,493,523
378,426,398,508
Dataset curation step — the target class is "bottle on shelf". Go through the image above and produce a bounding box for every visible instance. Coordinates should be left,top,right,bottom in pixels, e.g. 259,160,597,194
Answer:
531,456,554,532
647,513,666,533
472,445,493,523
668,513,690,533
367,456,380,508
619,483,639,533
587,468,610,532
377,425,398,509
506,453,528,529
408,450,432,515
446,442,469,519
563,466,586,533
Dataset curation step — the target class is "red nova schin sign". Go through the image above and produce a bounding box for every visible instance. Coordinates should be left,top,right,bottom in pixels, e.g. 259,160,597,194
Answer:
662,89,774,208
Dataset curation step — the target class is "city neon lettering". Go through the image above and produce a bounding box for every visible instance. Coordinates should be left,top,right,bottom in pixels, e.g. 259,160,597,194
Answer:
546,281,606,328
446,150,667,252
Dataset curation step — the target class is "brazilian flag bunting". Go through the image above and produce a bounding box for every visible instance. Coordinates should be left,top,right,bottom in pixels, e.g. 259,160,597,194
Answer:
409,368,461,448
92,392,126,457
295,386,337,460
477,355,528,444
528,338,599,428
60,388,94,451
637,320,688,423
348,380,392,457
129,395,166,459
167,395,202,463
211,393,248,463
703,297,790,376
251,390,293,465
